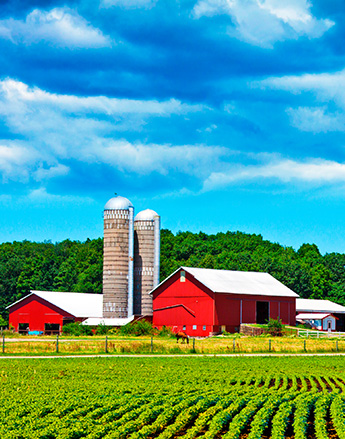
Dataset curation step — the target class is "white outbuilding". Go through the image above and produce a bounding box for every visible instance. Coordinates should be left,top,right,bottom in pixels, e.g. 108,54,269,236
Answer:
296,298,345,332
296,312,337,332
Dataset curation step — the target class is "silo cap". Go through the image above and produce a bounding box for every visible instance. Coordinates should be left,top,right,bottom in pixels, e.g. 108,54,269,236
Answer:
104,195,133,210
135,209,159,221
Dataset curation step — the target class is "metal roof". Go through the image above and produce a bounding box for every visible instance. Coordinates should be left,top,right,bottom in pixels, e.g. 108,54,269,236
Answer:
81,316,134,326
296,298,345,314
150,266,298,297
7,290,103,318
135,209,159,221
296,313,333,320
104,195,133,210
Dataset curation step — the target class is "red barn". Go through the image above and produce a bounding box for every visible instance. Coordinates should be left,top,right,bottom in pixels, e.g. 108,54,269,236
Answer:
151,267,298,336
7,290,102,334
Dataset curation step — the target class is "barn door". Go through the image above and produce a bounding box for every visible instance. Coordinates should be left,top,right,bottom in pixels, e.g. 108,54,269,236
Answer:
256,301,269,324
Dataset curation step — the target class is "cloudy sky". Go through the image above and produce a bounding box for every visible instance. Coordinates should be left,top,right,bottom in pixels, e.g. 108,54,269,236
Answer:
0,0,344,253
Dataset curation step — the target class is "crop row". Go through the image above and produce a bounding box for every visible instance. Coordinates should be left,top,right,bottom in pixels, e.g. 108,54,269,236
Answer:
3,388,345,439
3,357,345,439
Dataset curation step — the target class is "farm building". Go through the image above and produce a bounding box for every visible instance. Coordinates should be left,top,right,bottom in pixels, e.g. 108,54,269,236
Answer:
296,298,345,331
151,266,298,336
296,313,337,332
7,290,135,334
7,291,103,334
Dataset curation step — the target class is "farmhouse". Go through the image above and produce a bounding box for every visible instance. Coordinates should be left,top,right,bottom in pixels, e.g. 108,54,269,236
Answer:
296,298,345,331
151,266,298,336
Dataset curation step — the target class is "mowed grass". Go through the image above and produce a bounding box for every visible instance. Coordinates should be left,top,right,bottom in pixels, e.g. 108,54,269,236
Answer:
2,334,345,355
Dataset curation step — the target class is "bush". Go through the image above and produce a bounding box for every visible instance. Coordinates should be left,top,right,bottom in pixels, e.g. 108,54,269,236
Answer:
119,320,154,336
62,322,93,336
0,316,7,328
96,323,109,335
109,327,119,335
267,318,283,336
157,325,174,338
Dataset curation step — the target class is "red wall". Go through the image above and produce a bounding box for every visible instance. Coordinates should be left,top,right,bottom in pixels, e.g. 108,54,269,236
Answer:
152,270,215,336
153,269,297,335
214,294,296,332
9,295,75,333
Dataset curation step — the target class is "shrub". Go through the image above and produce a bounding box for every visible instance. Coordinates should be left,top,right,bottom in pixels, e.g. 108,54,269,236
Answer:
96,323,109,335
157,325,174,338
119,320,154,336
266,318,283,336
109,327,119,335
62,322,93,336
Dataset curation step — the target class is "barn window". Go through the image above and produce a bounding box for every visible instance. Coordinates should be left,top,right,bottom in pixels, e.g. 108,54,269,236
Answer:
203,325,206,331
192,325,197,330
183,325,186,330
180,271,186,282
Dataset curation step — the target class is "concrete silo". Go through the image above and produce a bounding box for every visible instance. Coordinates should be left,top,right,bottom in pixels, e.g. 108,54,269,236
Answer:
134,209,160,316
103,196,134,319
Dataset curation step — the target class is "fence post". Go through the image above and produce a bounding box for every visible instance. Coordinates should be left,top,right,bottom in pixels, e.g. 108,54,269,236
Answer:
105,335,108,354
307,330,309,338
317,331,319,339
269,339,271,352
2,335,4,354
151,336,153,353
304,339,306,352
192,337,195,352
56,334,59,353
336,340,338,352
233,338,236,352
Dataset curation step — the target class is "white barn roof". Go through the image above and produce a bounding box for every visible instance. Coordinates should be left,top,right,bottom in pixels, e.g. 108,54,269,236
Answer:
7,290,103,318
82,317,134,326
296,313,333,320
296,298,345,314
151,266,298,298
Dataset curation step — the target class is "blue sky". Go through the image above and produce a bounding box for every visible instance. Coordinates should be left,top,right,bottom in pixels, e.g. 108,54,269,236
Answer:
0,0,345,253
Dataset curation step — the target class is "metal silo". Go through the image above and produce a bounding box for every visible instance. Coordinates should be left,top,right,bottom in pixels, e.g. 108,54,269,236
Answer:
103,195,134,319
134,209,160,316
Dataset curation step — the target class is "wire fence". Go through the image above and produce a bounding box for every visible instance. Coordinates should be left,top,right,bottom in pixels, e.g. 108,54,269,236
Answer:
2,334,345,355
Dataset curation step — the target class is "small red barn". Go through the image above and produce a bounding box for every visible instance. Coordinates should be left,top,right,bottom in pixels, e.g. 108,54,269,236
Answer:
8,290,102,334
151,267,298,336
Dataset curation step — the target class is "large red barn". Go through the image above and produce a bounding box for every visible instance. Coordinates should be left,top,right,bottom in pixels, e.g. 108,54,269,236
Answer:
151,267,298,336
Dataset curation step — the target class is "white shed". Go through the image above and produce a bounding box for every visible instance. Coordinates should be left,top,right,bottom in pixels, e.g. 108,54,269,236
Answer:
296,312,337,332
296,298,345,332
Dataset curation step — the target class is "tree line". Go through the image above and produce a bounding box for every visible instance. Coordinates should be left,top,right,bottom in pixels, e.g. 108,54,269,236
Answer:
1,229,345,318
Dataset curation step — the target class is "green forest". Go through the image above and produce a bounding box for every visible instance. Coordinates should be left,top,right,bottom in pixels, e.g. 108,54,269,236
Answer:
1,229,345,318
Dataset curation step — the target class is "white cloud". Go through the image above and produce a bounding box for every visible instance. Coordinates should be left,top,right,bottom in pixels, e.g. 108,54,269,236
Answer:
33,164,70,181
0,142,39,182
203,158,345,190
92,139,227,175
256,69,345,132
287,106,345,133
0,8,111,48
0,79,200,116
193,0,334,47
27,188,95,205
0,78,225,183
101,0,157,9
258,69,345,107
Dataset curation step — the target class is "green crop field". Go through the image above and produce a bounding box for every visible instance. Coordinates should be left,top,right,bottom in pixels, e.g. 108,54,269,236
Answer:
2,356,345,439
